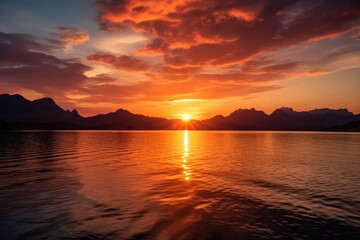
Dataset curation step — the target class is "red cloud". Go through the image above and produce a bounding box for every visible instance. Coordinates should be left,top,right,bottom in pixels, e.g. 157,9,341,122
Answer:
57,27,90,48
87,51,150,71
136,37,169,56
0,31,282,111
2,1,360,116
96,0,360,68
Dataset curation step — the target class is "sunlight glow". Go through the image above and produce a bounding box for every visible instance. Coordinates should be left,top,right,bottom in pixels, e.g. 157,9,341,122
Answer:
181,114,192,122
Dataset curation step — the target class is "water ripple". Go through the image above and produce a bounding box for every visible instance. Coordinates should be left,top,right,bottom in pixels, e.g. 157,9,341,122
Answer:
0,131,359,239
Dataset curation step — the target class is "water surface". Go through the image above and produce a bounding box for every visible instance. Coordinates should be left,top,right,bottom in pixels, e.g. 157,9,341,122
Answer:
0,131,359,239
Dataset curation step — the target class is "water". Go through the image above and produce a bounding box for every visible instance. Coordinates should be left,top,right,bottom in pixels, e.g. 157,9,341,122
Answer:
0,131,359,240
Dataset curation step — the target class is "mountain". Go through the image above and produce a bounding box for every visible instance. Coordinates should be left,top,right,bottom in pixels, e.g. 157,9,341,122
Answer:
199,108,270,130
0,94,82,123
85,109,173,130
0,94,176,130
198,107,360,131
324,120,360,132
268,107,358,130
1,94,359,130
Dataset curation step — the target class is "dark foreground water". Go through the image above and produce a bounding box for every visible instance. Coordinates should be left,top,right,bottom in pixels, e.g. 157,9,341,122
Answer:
0,131,359,240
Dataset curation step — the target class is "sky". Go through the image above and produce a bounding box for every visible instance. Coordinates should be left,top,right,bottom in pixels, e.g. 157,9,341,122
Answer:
0,0,359,119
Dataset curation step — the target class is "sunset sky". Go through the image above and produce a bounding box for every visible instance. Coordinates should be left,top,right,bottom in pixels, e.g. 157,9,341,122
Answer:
0,0,359,119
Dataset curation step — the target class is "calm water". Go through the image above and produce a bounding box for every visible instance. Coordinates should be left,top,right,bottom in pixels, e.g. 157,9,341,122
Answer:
0,131,359,240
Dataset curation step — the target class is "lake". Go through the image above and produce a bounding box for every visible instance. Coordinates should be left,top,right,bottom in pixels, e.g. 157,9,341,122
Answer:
0,131,359,239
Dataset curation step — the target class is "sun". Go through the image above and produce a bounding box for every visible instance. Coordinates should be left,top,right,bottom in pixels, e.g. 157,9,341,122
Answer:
181,114,191,122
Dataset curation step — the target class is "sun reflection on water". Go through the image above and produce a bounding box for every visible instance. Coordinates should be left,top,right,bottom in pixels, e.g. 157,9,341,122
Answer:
182,130,191,181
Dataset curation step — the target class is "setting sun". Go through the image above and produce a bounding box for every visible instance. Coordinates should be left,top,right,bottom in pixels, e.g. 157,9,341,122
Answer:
181,114,191,122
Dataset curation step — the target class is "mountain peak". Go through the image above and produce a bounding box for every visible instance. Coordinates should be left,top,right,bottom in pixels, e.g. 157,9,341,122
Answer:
32,97,63,111
279,107,295,113
271,107,297,116
309,108,352,116
230,107,266,115
33,97,56,104
232,107,262,113
227,108,268,124
71,109,80,116
0,93,10,98
0,93,28,104
115,108,132,115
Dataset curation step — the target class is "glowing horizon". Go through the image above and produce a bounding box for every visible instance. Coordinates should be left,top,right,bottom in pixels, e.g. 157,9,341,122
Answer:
181,114,192,121
0,0,359,118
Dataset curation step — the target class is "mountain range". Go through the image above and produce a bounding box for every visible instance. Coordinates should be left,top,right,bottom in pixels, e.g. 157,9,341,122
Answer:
1,94,359,131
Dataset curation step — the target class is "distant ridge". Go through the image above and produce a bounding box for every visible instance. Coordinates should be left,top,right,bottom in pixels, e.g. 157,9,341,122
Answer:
1,94,359,130
324,121,360,132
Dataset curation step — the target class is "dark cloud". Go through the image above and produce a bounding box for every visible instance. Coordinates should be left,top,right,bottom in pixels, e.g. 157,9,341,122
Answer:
87,51,150,71
136,37,169,55
0,32,59,52
0,32,114,99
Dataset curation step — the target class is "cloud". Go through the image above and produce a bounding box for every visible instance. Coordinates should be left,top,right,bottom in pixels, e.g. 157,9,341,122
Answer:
0,32,108,98
95,0,360,68
0,32,59,52
2,0,360,116
2,31,282,112
136,37,169,56
57,26,90,48
87,51,150,71
81,78,282,104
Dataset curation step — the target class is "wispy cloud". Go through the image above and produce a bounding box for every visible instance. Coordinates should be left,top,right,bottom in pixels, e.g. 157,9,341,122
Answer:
56,26,90,49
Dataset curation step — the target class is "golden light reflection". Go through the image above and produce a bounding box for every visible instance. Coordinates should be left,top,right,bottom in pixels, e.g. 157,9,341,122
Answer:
182,130,191,181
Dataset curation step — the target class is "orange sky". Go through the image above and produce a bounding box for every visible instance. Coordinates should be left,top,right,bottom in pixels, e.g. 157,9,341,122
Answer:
0,0,359,119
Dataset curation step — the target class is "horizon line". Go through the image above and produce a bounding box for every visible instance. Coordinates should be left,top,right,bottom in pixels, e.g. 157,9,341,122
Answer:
1,93,359,120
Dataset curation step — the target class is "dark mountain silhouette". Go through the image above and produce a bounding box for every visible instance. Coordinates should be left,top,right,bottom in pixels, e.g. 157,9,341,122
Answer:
0,94,178,130
85,109,173,130
0,94,82,123
198,108,270,130
324,120,360,132
267,107,357,130
1,94,359,131
197,107,360,131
